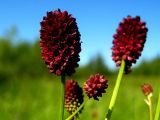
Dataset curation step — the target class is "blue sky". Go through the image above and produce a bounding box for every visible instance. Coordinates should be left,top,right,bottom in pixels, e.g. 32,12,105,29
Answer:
0,0,160,69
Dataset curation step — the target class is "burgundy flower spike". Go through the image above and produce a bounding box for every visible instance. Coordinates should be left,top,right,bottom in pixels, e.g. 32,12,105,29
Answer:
112,16,148,73
40,9,81,76
65,80,84,114
83,74,108,100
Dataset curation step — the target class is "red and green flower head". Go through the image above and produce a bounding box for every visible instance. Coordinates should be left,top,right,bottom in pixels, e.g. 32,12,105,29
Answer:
111,16,148,73
141,83,153,96
40,9,81,76
65,80,84,114
83,74,108,100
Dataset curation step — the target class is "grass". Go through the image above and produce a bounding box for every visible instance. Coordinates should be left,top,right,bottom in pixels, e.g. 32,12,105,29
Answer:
0,75,159,120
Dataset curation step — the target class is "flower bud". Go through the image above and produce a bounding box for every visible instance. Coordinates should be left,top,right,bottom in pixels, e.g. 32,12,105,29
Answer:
141,83,153,96
65,80,84,114
83,74,108,100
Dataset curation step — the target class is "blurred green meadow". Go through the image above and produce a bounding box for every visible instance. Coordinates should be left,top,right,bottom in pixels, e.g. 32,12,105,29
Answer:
0,76,160,120
0,33,160,120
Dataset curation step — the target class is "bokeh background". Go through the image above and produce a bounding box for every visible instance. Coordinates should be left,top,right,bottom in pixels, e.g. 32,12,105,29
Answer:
0,0,160,120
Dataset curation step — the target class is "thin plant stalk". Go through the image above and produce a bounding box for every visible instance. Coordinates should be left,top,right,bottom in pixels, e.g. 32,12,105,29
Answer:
61,75,66,120
154,92,160,120
148,94,153,120
106,60,125,120
66,98,88,120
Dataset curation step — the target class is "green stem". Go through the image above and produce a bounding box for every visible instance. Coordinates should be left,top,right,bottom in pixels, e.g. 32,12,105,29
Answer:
61,75,66,120
148,94,153,120
154,92,160,120
106,60,125,120
65,98,88,120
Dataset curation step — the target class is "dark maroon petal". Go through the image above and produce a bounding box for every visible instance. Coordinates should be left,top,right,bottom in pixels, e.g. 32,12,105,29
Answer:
40,9,81,76
111,16,148,73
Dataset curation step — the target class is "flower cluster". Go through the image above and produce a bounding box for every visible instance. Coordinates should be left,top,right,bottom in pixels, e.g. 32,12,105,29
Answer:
141,83,153,96
111,16,148,73
40,9,81,76
65,80,84,114
39,9,153,120
83,74,108,100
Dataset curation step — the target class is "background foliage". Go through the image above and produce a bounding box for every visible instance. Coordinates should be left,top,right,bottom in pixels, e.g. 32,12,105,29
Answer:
1,35,160,82
0,33,160,120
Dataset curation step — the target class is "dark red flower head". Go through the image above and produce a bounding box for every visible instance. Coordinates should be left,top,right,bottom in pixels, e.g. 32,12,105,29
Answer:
65,80,84,114
83,74,108,100
141,83,153,96
40,9,81,76
111,16,148,73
